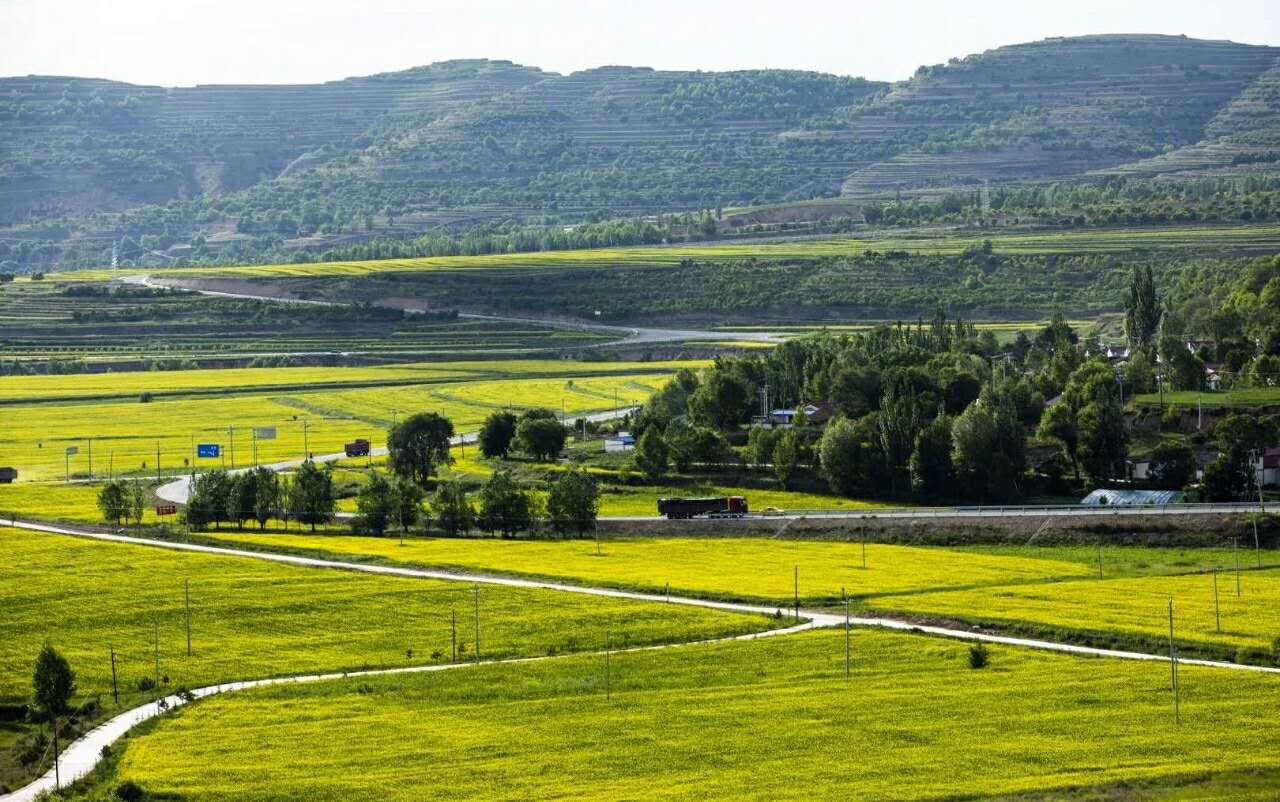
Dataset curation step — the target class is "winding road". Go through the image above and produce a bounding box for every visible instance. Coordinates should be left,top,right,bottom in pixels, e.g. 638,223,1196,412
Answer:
3,515,1279,802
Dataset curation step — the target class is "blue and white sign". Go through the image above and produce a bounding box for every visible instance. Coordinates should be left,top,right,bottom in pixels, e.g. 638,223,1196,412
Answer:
197,443,221,458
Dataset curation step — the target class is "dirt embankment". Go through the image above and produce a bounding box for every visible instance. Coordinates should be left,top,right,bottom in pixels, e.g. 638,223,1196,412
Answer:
598,512,1275,548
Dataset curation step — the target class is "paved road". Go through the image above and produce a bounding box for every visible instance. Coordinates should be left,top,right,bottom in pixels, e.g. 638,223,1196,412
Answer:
4,515,1279,802
126,274,786,347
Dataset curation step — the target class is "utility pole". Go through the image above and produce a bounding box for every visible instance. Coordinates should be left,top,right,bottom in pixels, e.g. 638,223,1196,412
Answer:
844,587,850,683
1168,599,1179,725
451,606,457,662
302,420,310,461
472,584,480,663
252,428,258,467
1235,539,1242,596
1096,542,1104,579
52,714,59,790
185,579,192,656
153,618,161,691
110,647,118,705
793,565,799,622
228,427,235,470
1212,568,1221,634
87,438,92,478
156,440,162,484
605,631,612,701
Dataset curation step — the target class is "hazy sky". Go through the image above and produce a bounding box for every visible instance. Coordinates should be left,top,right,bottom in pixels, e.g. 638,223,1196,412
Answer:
1,0,1276,86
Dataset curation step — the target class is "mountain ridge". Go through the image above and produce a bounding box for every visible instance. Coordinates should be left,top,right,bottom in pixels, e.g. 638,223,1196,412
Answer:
1,34,1278,270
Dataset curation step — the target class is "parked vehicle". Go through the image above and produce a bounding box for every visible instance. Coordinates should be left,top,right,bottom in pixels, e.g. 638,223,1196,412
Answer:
0,467,16,484
344,439,371,458
657,496,748,519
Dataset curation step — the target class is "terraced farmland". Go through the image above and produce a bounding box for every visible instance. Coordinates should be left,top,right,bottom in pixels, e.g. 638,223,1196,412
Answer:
0,281,612,367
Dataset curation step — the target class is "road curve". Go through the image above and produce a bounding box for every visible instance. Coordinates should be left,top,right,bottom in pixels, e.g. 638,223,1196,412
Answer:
125,274,784,348
5,516,1279,802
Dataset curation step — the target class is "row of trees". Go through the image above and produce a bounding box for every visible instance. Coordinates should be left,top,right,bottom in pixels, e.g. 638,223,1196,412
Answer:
172,407,590,537
429,469,600,538
184,463,334,531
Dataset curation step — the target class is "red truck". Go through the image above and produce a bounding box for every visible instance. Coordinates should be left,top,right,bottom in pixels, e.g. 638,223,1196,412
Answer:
344,439,371,458
657,496,748,519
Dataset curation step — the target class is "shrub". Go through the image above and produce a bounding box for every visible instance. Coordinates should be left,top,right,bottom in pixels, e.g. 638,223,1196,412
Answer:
138,392,153,403
114,779,146,802
968,642,990,669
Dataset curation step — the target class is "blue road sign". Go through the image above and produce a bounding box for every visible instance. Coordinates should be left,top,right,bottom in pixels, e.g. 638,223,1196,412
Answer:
197,443,221,458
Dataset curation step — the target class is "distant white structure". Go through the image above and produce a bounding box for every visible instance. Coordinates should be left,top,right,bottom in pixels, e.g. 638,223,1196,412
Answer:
604,432,635,452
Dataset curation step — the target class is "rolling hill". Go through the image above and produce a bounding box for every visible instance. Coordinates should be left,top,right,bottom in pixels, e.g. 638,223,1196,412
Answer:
1,34,1278,271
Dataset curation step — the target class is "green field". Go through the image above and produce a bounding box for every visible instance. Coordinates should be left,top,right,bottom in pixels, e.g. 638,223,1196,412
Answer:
207,534,1101,603
1134,388,1280,408
0,366,686,482
0,527,771,707
866,568,1280,655
100,628,1280,802
55,224,1280,282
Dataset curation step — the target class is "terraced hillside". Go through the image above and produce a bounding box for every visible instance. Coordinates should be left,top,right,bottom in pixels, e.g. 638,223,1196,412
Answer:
3,35,1280,272
0,60,548,220
833,35,1280,195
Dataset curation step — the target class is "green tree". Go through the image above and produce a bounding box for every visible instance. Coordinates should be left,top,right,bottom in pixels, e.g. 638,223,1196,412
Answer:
772,428,799,489
1159,336,1204,391
1147,442,1196,490
909,414,954,499
1124,264,1162,350
478,411,518,458
225,473,256,530
477,469,534,537
546,469,600,537
1038,402,1080,481
517,417,568,461
819,416,881,497
354,472,394,536
185,470,231,530
125,481,147,527
97,481,128,525
288,461,336,531
387,412,454,486
251,467,279,529
31,642,76,786
390,477,425,535
1077,397,1128,481
747,425,777,468
878,379,921,494
951,402,998,499
687,371,750,430
431,480,475,536
633,426,669,480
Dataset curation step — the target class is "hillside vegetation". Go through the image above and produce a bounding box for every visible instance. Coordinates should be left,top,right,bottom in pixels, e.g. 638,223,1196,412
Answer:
4,35,1280,271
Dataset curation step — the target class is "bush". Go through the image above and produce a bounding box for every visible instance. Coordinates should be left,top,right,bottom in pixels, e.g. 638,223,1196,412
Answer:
114,779,147,802
968,642,990,669
139,392,153,403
